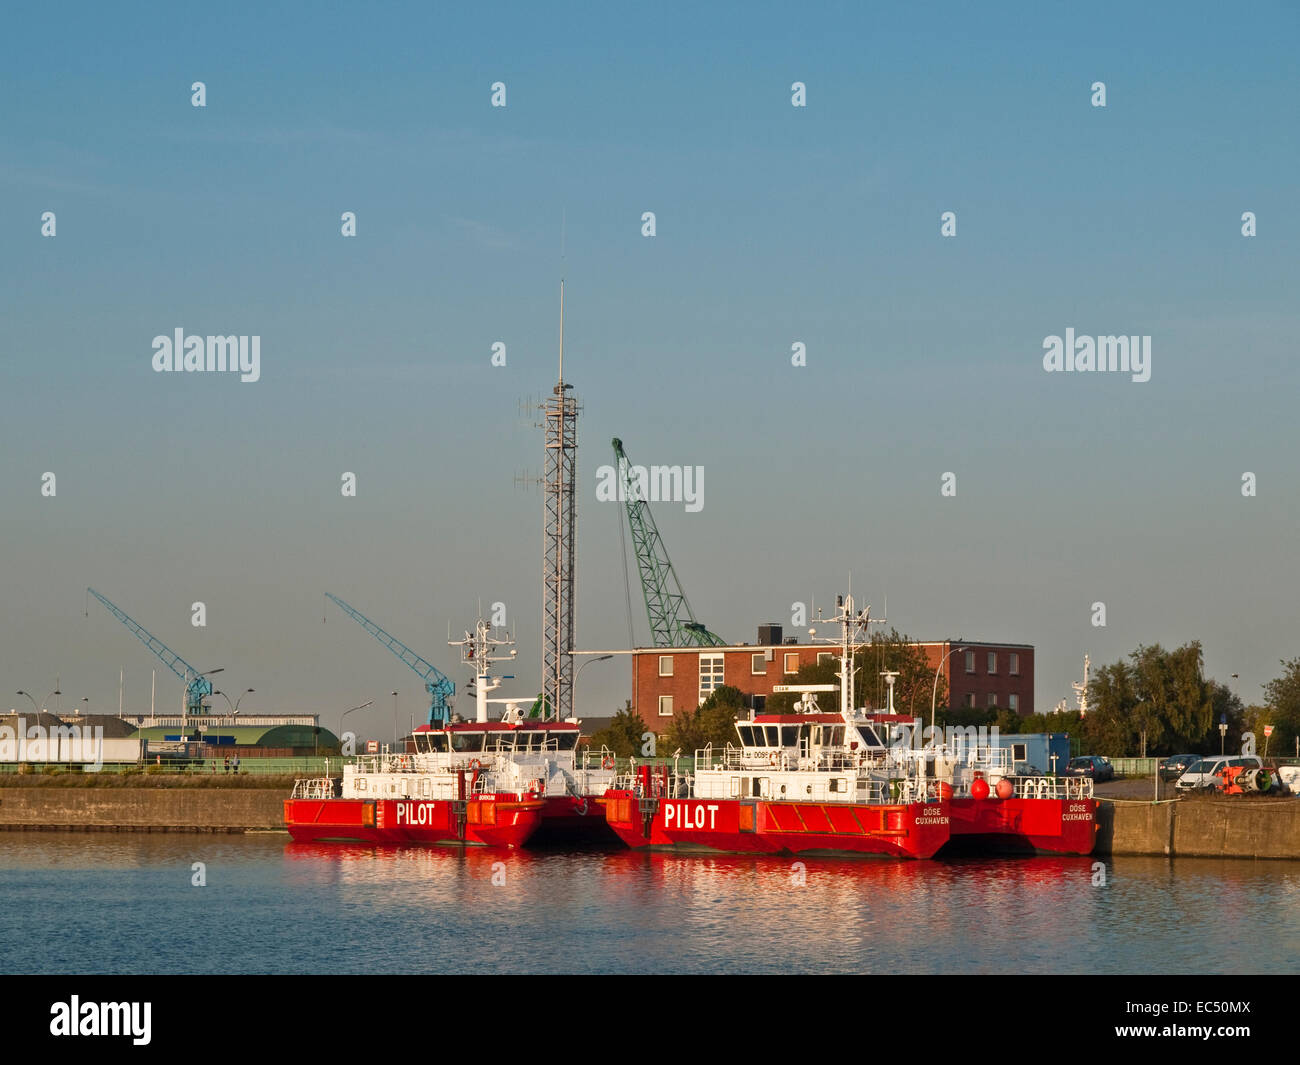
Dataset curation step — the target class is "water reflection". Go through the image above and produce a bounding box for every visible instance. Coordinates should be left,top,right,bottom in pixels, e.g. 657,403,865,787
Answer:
2,833,1298,974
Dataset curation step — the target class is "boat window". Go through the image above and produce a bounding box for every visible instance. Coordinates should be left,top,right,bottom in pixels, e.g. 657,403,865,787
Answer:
764,725,780,747
489,732,514,752
555,732,577,751
781,725,800,747
735,725,755,747
859,727,881,747
451,732,484,753
423,734,449,752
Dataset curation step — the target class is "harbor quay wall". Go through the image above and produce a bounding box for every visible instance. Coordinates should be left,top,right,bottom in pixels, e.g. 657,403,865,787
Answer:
3,788,1300,855
0,787,286,832
1099,798,1300,859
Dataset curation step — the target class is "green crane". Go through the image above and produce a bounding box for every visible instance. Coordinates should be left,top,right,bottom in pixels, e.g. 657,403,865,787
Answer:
612,437,725,647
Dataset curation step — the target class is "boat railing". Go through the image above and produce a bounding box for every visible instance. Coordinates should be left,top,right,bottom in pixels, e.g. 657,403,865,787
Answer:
291,777,336,800
1010,775,1093,800
611,770,692,799
949,774,1093,800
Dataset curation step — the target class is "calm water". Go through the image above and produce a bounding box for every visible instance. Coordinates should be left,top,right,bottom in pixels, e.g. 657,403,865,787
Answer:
2,833,1298,974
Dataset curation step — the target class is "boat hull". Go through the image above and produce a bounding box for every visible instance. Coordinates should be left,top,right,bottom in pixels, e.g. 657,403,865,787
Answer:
600,791,949,859
283,795,544,848
533,794,620,844
944,796,1098,855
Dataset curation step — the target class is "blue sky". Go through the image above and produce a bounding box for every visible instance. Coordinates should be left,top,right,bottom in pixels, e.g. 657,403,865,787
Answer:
2,2,1298,733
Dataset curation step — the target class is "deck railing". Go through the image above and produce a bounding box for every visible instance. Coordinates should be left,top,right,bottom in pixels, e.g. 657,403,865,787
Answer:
290,777,336,799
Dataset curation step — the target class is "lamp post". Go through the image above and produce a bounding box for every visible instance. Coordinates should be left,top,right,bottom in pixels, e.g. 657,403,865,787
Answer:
16,691,39,714
930,645,967,743
340,700,374,747
235,688,254,712
572,655,613,718
392,691,399,750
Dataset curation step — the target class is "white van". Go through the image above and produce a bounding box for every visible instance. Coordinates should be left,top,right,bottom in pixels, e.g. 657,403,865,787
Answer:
1175,755,1263,792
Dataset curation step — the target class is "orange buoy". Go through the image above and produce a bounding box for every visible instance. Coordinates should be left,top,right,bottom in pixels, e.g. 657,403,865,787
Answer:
971,778,990,800
936,781,953,800
995,778,1014,800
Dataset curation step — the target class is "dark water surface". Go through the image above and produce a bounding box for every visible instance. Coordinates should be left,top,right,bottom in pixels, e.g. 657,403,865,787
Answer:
1,833,1297,974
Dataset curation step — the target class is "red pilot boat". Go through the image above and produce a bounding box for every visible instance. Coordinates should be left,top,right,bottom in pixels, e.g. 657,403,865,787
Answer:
941,749,1098,855
283,747,546,847
285,616,614,847
601,596,951,860
405,717,618,842
602,592,1100,859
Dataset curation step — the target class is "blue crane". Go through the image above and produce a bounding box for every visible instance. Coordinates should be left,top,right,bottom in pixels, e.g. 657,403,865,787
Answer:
325,593,455,726
87,588,221,715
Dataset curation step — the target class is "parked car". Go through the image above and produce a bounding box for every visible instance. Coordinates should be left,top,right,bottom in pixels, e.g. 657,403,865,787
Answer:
1175,755,1264,792
1158,754,1200,781
1062,755,1114,782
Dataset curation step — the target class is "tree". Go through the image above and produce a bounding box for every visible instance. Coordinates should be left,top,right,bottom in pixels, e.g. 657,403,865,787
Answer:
586,701,647,758
766,629,944,716
1207,680,1247,755
1258,658,1300,758
859,629,946,716
1082,643,1213,756
662,685,746,755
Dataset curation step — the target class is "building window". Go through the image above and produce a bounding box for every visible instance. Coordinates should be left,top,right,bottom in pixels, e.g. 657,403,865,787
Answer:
1008,693,1019,712
1009,653,1019,676
817,652,833,666
1012,743,1027,762
965,650,976,673
965,693,976,708
988,693,998,707
784,652,800,675
751,653,766,676
658,656,674,677
658,695,674,717
987,652,997,674
699,653,724,702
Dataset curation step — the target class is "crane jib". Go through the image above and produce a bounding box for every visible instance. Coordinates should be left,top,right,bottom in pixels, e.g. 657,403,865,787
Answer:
325,593,455,726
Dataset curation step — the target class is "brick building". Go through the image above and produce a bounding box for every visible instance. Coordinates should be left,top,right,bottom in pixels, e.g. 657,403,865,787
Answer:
631,625,1033,733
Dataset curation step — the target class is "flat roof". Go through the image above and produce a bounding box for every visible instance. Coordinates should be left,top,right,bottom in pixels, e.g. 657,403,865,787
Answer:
631,640,1035,653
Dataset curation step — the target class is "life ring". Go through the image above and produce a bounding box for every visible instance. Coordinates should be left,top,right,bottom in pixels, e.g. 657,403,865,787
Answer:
769,752,779,766
469,758,482,771
601,756,615,771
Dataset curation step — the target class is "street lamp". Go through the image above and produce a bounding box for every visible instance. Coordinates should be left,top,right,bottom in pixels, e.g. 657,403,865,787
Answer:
392,692,399,749
235,688,254,712
16,691,39,714
931,645,967,742
340,700,374,743
572,655,614,718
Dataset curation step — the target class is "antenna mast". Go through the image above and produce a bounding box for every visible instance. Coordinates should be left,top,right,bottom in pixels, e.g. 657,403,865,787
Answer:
541,281,579,721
